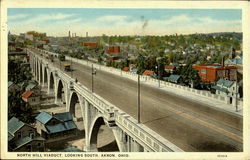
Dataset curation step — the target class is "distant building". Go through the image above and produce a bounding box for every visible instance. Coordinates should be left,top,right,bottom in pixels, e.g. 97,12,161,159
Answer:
167,75,182,84
212,79,239,104
122,67,130,72
164,65,176,73
8,117,45,152
22,90,41,107
83,42,98,48
143,70,155,77
192,64,237,82
106,46,120,54
35,112,77,142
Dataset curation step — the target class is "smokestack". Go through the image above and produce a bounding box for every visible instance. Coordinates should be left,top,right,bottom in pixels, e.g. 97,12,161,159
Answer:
86,32,88,38
221,56,224,67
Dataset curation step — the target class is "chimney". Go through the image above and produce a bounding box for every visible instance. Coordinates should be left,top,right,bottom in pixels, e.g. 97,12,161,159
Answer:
221,56,224,67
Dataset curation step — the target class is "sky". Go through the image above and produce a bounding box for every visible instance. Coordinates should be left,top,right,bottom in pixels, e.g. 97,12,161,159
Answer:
8,8,242,37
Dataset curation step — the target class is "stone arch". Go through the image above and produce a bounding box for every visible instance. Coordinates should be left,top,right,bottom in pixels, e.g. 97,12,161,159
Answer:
89,116,119,152
49,72,55,93
69,92,82,118
57,79,66,104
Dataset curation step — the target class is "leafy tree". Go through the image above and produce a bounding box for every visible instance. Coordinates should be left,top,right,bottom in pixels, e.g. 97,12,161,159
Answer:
136,54,146,74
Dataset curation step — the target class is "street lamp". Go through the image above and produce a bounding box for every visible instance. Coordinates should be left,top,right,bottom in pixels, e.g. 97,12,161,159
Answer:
137,73,141,124
91,64,97,93
155,64,160,87
235,69,238,112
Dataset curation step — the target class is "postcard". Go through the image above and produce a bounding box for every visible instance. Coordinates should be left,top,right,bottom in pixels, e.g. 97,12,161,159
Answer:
0,0,249,159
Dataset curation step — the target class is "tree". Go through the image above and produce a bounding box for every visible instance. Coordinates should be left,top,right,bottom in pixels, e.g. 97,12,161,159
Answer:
136,54,146,74
58,54,65,61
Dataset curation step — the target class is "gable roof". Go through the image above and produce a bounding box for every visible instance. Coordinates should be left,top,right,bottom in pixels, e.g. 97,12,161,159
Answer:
8,81,14,88
25,83,36,91
45,121,77,134
35,112,53,124
14,136,44,150
143,70,154,76
217,79,234,88
8,117,25,135
122,67,130,72
54,112,73,122
131,68,138,73
168,75,181,83
165,65,175,70
22,90,34,99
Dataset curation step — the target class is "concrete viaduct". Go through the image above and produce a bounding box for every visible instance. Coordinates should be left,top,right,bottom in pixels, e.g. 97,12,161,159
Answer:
28,48,183,152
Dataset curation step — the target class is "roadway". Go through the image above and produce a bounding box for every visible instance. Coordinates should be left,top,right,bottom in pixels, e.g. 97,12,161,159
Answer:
33,49,243,152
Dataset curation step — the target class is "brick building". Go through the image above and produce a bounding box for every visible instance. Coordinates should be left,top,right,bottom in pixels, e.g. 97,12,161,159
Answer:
106,46,120,54
192,64,237,82
83,42,98,48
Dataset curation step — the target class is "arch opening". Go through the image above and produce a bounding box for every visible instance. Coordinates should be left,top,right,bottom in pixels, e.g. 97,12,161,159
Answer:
90,117,119,152
49,72,54,94
44,67,48,84
36,60,39,80
40,63,43,84
57,80,65,105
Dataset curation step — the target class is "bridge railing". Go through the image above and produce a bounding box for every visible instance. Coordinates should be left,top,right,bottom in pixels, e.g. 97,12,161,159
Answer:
29,48,184,152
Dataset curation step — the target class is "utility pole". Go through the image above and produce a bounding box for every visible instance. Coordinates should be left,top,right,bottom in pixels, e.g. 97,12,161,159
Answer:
71,57,73,77
156,64,160,87
137,74,141,123
235,69,238,112
91,64,96,93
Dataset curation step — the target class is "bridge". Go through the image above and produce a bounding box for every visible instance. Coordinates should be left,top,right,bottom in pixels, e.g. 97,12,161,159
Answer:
28,47,243,152
28,48,183,152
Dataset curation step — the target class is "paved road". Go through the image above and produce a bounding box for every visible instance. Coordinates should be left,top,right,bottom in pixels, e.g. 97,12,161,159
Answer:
33,49,243,152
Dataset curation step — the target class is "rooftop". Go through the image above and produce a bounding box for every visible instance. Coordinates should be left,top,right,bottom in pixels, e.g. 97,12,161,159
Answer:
8,117,25,135
35,112,53,124
22,90,34,99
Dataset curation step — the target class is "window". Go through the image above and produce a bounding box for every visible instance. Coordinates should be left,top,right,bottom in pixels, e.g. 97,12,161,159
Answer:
37,143,41,147
201,69,206,74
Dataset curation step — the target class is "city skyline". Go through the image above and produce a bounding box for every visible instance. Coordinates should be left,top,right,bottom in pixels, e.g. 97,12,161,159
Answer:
8,8,242,37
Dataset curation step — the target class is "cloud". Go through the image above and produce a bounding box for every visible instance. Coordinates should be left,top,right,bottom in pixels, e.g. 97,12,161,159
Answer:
8,13,241,36
96,15,128,22
8,14,30,20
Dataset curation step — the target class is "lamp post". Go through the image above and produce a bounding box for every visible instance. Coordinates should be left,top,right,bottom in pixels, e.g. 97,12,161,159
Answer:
91,64,96,93
155,64,160,87
137,74,141,124
235,69,238,112
71,57,73,77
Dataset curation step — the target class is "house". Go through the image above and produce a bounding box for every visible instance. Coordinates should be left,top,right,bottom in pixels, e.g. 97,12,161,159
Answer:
83,42,98,48
25,81,38,91
143,70,154,76
168,75,182,83
212,79,239,104
22,90,41,107
8,117,45,152
106,46,121,54
8,81,20,92
192,64,237,82
122,67,130,72
35,112,77,142
130,68,138,74
164,65,176,73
